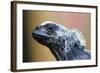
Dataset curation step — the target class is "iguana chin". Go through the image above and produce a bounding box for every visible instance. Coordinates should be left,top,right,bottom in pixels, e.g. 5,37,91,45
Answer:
32,21,91,61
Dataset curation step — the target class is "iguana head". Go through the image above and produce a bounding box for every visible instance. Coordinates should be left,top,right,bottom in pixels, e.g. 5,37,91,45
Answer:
32,21,87,60
32,21,67,46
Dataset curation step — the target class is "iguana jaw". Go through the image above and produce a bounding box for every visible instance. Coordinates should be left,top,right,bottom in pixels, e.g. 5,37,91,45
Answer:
32,30,49,45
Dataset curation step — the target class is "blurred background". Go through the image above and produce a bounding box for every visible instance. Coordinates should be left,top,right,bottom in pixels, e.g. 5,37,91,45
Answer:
23,10,91,62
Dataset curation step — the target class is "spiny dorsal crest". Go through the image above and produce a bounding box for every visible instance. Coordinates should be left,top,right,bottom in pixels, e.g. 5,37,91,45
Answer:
72,29,86,46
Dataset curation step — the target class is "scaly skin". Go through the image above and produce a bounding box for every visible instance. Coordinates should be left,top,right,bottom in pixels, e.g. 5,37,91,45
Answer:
32,21,91,61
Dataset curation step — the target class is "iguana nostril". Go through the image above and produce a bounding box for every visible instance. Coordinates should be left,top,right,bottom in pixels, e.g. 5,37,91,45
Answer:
36,26,39,29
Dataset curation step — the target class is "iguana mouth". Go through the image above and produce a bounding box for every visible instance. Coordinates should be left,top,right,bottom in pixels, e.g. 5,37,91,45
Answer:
32,31,49,45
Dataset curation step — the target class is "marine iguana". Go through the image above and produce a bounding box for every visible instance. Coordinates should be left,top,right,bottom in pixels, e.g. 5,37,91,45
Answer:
32,21,91,61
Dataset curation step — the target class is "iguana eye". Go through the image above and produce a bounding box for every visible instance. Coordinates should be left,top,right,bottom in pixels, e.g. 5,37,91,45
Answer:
47,26,55,32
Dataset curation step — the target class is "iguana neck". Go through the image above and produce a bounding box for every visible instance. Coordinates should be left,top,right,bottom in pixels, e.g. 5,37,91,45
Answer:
66,47,85,60
47,44,67,61
48,45,86,60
